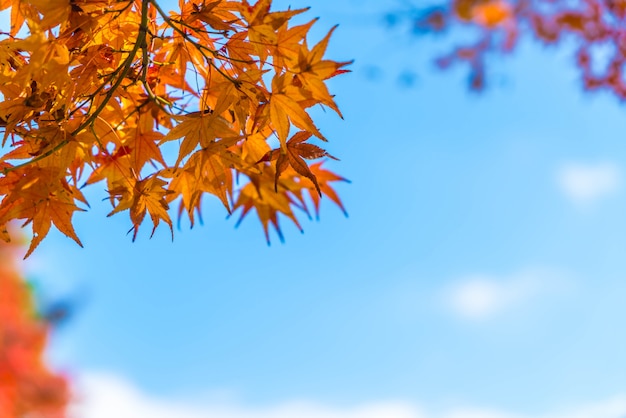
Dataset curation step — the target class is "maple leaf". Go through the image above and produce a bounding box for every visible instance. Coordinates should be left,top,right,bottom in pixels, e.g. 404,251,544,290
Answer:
164,145,236,226
269,92,325,148
160,112,238,167
0,0,25,35
290,26,352,116
0,168,85,258
108,176,174,241
193,0,239,32
273,18,317,67
258,131,336,194
232,169,303,244
28,0,72,30
305,161,349,219
125,110,167,171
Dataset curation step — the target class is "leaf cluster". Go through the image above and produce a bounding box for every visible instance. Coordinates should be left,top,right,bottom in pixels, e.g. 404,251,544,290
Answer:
0,0,350,256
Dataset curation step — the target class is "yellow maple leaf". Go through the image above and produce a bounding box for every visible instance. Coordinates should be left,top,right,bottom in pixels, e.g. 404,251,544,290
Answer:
269,93,324,148
108,176,174,241
161,112,237,166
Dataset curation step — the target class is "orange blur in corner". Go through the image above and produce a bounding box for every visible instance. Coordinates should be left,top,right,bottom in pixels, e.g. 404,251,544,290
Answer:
0,235,69,418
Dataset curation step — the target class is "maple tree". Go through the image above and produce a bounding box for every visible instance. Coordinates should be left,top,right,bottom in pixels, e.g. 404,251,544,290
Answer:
393,0,626,94
0,231,69,417
0,0,349,257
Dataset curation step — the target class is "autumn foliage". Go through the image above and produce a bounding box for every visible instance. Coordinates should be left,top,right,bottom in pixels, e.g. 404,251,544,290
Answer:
0,234,69,417
0,0,349,257
399,0,626,93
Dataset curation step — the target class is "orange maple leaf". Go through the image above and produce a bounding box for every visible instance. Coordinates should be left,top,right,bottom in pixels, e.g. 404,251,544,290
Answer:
0,168,85,258
108,176,174,241
269,92,325,148
258,131,336,194
306,161,349,219
233,169,303,244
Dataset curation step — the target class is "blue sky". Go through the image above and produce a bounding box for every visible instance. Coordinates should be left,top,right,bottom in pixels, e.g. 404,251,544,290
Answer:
5,0,626,417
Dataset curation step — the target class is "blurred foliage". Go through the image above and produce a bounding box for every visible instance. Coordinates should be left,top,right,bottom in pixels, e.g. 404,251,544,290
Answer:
389,0,626,95
0,232,69,417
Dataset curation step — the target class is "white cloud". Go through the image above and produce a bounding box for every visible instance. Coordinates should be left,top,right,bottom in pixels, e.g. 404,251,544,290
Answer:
447,395,626,418
556,162,621,205
69,373,422,418
445,409,524,418
69,372,626,418
443,269,565,321
547,396,626,418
